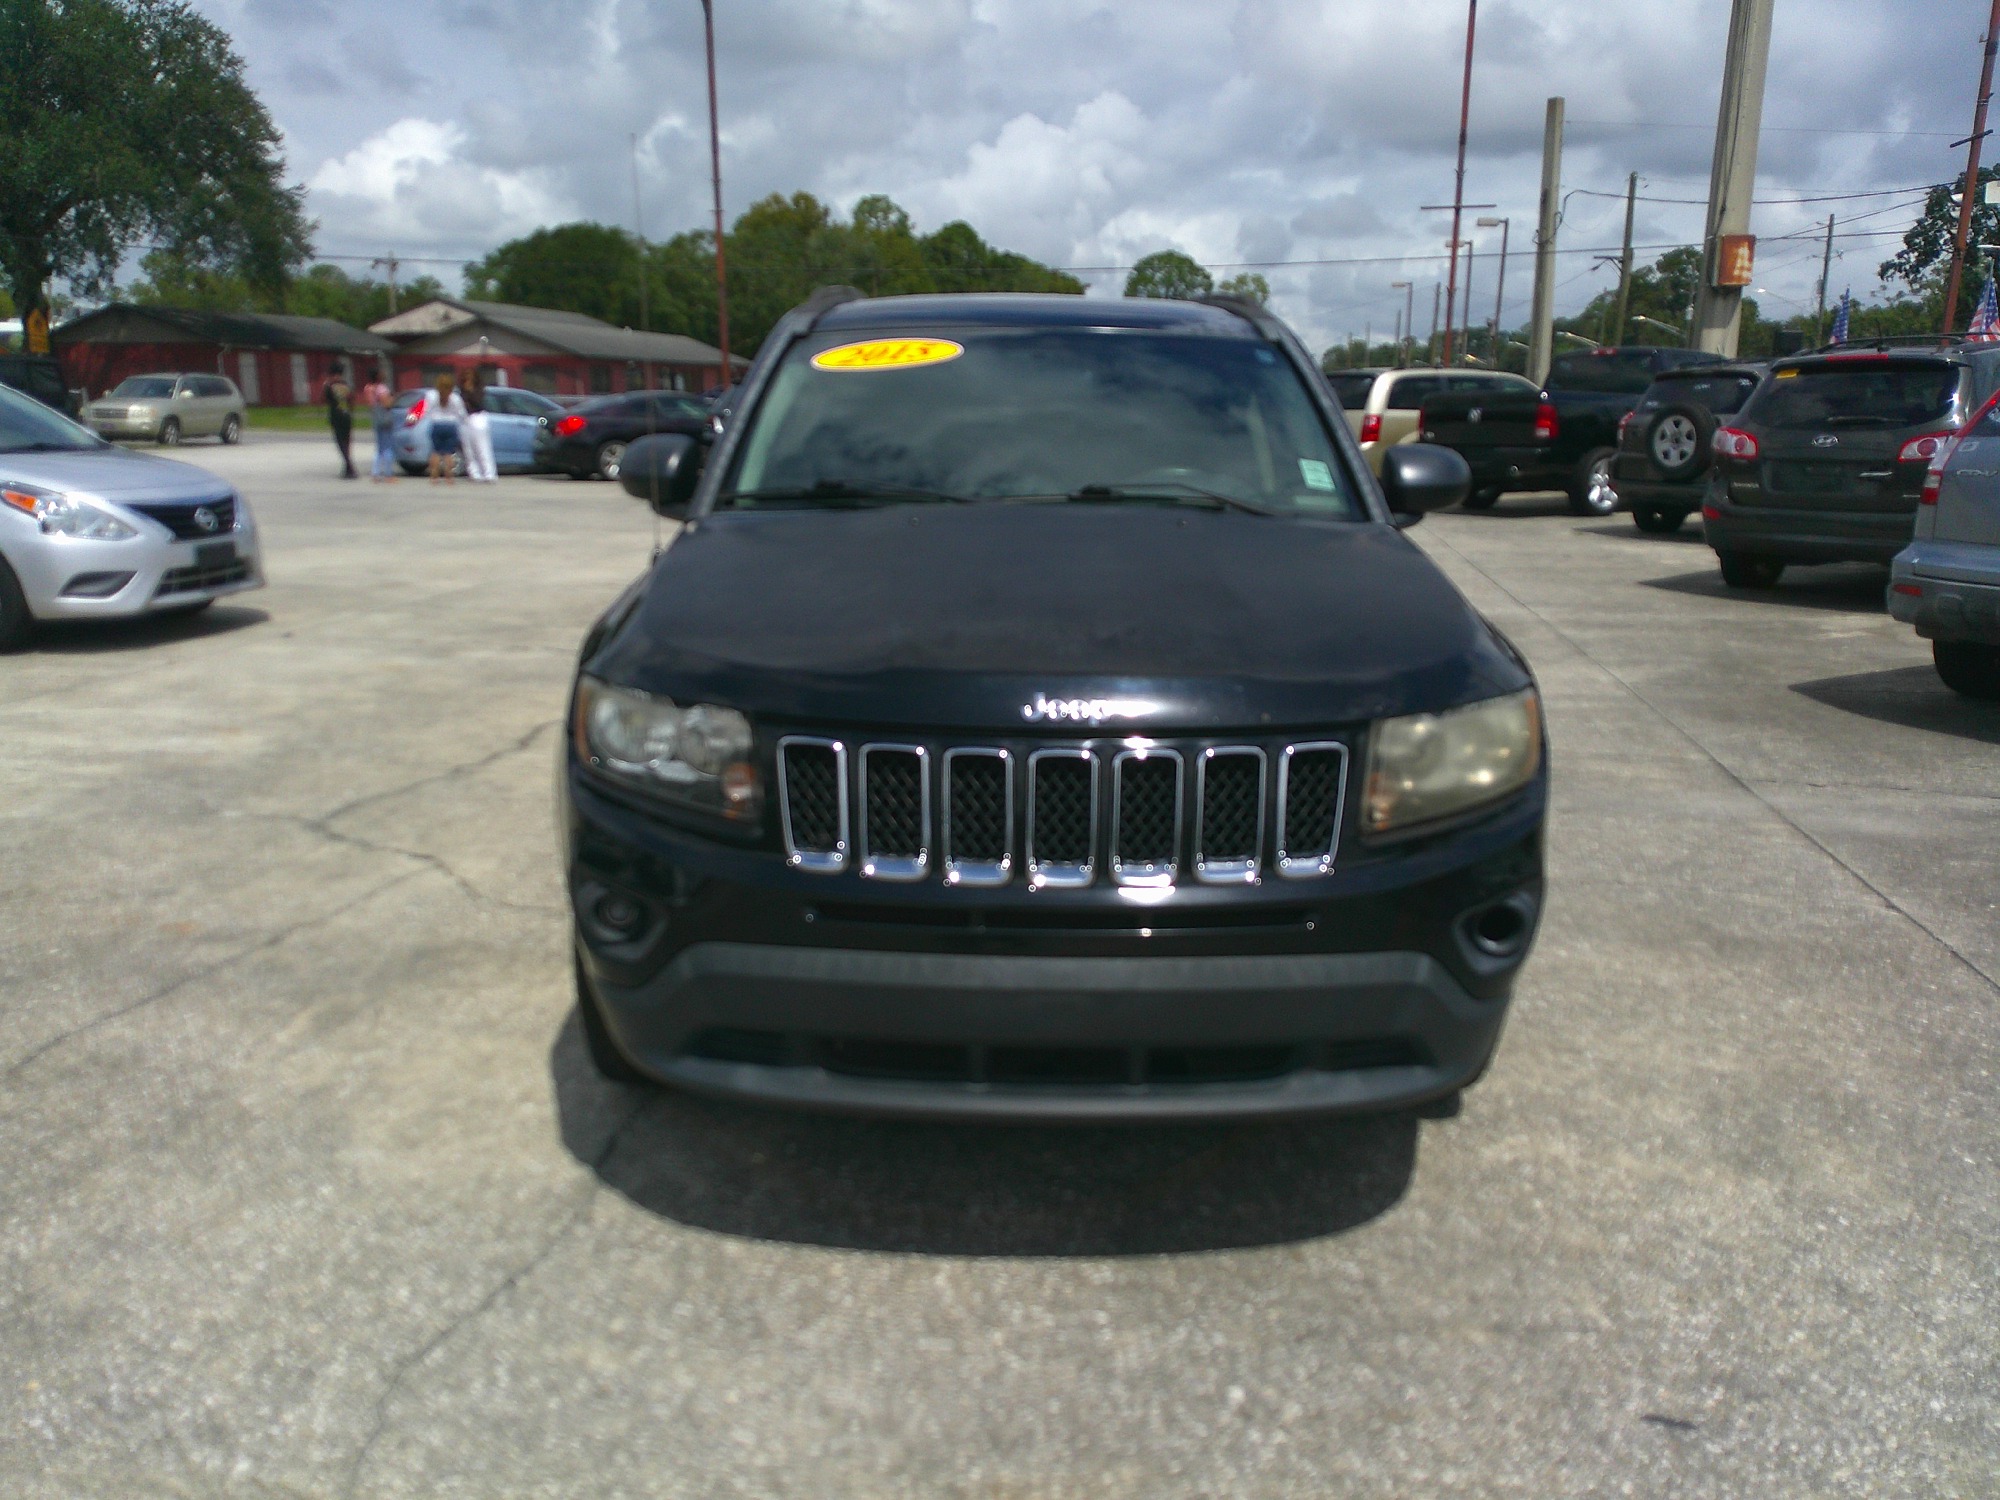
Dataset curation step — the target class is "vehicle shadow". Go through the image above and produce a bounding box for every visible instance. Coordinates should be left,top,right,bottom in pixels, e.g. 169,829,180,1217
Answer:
1574,522,1708,545
1792,664,2000,745
550,1015,1420,1256
1641,563,1889,614
1448,493,1571,520
26,604,268,653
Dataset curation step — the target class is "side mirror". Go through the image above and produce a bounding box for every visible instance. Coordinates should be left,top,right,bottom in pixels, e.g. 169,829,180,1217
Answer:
1379,444,1471,526
619,432,703,518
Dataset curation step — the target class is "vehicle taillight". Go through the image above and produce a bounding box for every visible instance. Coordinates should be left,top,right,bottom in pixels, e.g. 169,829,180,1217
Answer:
1358,413,1382,445
1533,401,1558,443
1897,430,1953,464
1714,427,1758,461
555,414,586,437
1921,464,1944,505
402,395,426,427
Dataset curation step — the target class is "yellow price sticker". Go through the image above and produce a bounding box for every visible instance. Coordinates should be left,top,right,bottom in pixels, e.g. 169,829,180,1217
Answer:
1775,368,1799,378
811,337,965,372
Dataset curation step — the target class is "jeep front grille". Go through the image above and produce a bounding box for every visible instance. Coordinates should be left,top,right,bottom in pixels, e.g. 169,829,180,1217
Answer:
778,734,1350,888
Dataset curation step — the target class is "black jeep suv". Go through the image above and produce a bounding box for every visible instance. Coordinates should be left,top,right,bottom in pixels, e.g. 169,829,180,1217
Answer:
562,291,1547,1121
1705,339,2000,588
1613,362,1765,533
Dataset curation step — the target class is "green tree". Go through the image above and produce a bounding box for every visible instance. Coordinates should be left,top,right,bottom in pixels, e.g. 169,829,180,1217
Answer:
1215,272,1269,305
1880,167,2000,290
463,222,643,326
0,0,311,328
1124,250,1213,300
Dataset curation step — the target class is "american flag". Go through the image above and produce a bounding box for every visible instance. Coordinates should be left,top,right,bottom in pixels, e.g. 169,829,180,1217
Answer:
1970,275,2000,342
1829,289,1851,345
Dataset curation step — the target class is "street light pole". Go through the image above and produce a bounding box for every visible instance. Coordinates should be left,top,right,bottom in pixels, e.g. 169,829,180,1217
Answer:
1477,216,1509,364
1391,280,1414,367
701,0,732,387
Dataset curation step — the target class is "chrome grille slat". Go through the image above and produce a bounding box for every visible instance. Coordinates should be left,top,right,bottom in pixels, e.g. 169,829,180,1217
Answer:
941,748,1012,887
1111,748,1182,886
1195,746,1266,884
777,737,848,872
1026,748,1096,889
858,744,929,880
1276,742,1348,878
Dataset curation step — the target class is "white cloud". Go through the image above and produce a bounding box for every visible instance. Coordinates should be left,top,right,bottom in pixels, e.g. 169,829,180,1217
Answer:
306,117,576,252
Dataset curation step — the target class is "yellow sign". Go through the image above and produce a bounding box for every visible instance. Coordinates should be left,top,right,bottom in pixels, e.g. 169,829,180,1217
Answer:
811,337,964,372
23,307,49,355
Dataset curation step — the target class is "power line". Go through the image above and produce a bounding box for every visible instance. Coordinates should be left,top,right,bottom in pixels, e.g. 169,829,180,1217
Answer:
1567,119,1958,138
1566,183,1936,207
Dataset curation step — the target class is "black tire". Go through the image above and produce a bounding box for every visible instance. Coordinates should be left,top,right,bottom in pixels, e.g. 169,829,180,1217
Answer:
1717,551,1785,589
568,467,595,481
0,556,33,650
157,417,181,447
1642,402,1714,483
594,440,627,481
1568,447,1618,516
1632,505,1687,534
1933,640,2000,700
575,951,647,1084
218,414,242,445
1461,487,1502,511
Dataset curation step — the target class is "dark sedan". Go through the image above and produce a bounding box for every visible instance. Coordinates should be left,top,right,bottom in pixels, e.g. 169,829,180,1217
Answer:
534,391,712,481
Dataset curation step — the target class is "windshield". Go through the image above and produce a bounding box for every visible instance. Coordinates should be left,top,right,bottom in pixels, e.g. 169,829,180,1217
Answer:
1748,364,1961,430
724,328,1359,517
111,376,178,398
1639,372,1760,416
0,383,105,452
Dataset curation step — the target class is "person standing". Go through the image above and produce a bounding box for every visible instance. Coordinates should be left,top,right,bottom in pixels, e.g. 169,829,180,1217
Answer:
324,361,356,479
427,374,467,484
361,365,396,482
462,369,497,483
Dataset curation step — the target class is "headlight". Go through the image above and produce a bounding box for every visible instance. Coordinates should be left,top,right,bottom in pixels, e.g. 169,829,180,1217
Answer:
573,676,761,821
0,484,138,540
1362,688,1541,835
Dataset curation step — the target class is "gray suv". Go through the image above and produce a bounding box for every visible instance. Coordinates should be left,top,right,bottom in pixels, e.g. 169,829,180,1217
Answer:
1889,397,2000,699
84,373,246,446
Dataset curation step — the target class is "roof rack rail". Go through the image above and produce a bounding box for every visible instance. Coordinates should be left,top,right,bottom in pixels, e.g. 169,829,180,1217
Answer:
1797,333,1980,356
798,284,868,330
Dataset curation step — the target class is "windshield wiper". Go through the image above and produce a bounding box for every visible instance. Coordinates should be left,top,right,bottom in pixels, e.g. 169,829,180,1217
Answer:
717,480,976,508
1061,481,1276,516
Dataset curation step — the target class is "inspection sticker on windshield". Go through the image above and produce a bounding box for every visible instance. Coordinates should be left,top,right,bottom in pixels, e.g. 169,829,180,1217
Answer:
811,338,965,372
1298,458,1335,491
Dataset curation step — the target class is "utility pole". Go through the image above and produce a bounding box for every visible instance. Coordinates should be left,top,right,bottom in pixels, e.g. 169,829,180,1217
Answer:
1612,171,1638,344
1363,320,1371,362
1461,241,1475,362
1692,0,1774,355
1527,97,1564,387
701,0,732,386
1429,282,1442,365
1393,280,1415,367
1943,0,2000,336
1814,214,1835,343
1477,216,1510,363
371,254,400,315
1441,0,1479,367
630,133,652,389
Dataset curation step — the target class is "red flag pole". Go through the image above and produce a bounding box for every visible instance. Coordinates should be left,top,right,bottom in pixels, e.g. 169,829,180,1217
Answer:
1441,0,1478,367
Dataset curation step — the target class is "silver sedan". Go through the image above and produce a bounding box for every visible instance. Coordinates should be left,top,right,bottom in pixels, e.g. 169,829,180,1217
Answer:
0,384,263,648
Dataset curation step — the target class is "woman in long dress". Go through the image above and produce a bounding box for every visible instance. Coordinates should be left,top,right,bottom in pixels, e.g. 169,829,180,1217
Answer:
462,369,497,483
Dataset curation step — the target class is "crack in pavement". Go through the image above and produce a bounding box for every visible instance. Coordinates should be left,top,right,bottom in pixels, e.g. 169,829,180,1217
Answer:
1424,530,2000,998
338,1095,647,1500
1,868,428,1085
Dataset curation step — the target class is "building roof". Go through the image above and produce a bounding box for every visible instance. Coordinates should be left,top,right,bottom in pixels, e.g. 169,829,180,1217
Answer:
52,303,393,352
370,297,744,368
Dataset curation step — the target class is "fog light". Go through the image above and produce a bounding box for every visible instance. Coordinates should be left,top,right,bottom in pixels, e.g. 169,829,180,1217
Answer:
1464,896,1535,959
592,893,645,936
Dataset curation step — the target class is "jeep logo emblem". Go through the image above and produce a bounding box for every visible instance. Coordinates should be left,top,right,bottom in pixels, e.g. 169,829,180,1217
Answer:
1021,693,1158,724
192,506,220,532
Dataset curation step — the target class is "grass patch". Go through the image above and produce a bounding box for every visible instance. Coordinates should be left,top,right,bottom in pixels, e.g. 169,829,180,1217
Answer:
245,405,333,432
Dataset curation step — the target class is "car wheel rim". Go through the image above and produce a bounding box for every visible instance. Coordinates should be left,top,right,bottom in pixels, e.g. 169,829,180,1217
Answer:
161,423,179,445
1586,459,1616,513
600,443,625,479
1652,415,1697,469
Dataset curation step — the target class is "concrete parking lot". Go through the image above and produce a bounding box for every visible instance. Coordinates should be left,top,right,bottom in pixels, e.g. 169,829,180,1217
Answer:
3,432,1996,1497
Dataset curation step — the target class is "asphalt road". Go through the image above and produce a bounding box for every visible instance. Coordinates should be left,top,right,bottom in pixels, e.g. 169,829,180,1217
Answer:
4,433,1996,1498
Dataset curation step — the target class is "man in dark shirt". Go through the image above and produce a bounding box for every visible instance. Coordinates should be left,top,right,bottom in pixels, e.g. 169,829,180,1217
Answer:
325,362,356,479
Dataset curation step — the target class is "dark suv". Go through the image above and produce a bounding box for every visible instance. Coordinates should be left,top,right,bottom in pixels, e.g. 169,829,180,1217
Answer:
535,390,713,481
559,291,1548,1122
1705,340,2000,588
1613,363,1765,533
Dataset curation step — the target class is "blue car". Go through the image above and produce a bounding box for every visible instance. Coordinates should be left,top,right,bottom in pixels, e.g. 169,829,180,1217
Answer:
389,386,563,474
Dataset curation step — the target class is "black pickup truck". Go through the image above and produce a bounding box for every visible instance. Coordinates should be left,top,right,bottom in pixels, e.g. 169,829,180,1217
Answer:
1417,346,1725,515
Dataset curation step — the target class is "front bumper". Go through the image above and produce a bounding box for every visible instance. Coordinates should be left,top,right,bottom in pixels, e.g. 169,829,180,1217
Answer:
8,521,264,620
1890,540,2000,644
85,414,163,440
565,768,1544,1121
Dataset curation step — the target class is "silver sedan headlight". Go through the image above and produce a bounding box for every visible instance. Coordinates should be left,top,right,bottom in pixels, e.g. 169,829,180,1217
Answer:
573,676,762,822
1362,688,1542,835
1,483,139,540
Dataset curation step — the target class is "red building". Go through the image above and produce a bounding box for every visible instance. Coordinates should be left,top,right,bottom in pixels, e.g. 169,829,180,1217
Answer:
369,298,744,396
52,304,394,404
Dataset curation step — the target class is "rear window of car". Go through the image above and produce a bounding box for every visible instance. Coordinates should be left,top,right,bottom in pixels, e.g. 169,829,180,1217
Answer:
1384,374,1447,410
1327,374,1376,410
1636,372,1760,416
112,376,177,398
1548,351,1661,395
1747,363,1962,430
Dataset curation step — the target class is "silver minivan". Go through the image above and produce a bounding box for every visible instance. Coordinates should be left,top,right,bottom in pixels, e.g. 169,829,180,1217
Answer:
84,373,246,446
1889,401,2000,700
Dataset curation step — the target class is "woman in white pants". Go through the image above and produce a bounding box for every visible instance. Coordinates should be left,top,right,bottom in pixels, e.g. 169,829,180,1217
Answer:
462,370,498,483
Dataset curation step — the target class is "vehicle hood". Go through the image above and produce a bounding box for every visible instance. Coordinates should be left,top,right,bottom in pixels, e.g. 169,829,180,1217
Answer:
0,447,236,507
592,505,1531,731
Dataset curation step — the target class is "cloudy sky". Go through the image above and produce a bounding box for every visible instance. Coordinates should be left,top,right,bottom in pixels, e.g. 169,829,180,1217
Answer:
196,0,1970,352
